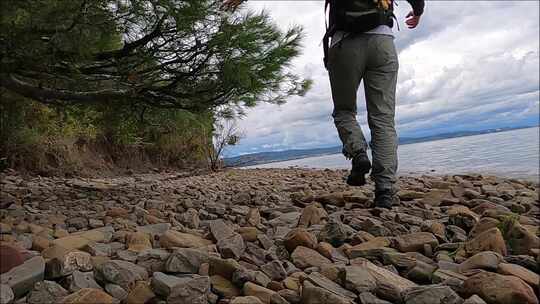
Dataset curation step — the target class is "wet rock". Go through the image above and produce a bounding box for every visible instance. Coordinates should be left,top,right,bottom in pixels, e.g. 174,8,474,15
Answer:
27,280,69,304
462,271,538,304
60,288,114,304
0,256,45,298
291,246,331,269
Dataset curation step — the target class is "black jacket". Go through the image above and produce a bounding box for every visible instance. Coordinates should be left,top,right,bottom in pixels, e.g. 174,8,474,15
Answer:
407,0,425,16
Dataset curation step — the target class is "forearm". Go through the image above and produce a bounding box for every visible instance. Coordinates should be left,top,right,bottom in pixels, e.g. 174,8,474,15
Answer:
406,0,425,16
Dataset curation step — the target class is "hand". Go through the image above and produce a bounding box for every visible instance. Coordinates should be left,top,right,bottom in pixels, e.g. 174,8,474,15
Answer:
405,11,421,29
222,0,245,11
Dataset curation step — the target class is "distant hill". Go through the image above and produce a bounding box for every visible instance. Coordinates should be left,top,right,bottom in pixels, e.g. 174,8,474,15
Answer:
225,125,538,167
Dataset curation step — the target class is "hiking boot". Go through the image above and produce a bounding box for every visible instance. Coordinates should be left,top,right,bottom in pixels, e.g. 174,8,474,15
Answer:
374,189,398,209
346,153,371,186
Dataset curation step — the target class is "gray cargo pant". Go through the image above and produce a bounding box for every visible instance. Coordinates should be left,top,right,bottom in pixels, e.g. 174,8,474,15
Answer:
327,34,399,192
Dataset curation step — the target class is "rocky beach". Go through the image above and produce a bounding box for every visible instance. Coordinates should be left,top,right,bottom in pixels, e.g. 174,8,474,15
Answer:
0,168,538,304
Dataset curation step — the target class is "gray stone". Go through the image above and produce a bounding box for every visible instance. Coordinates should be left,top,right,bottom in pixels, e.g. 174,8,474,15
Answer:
64,271,101,292
98,260,148,290
27,281,68,304
0,256,45,298
209,219,235,241
137,223,171,237
151,272,210,304
105,283,128,300
46,251,93,279
344,266,377,294
116,250,138,263
137,248,170,273
403,284,463,304
217,233,245,260
463,295,487,304
84,242,111,257
318,218,353,247
305,272,356,300
358,292,392,304
164,248,209,273
260,261,287,281
0,284,14,304
301,281,352,304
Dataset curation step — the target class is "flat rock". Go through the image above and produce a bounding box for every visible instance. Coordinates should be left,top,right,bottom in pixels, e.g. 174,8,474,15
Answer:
403,284,463,304
0,256,45,298
159,230,213,249
60,288,114,304
164,248,209,273
151,272,210,303
305,272,356,300
301,281,353,304
243,282,276,304
291,246,332,269
344,266,377,294
231,296,264,304
395,232,439,253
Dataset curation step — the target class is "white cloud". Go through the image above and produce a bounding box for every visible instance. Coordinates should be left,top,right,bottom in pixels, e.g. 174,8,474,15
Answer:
229,1,540,156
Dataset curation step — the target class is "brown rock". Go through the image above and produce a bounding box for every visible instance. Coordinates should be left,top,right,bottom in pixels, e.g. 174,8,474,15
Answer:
469,217,500,238
211,275,241,298
32,235,51,252
506,224,540,255
458,251,504,273
231,296,264,304
283,228,317,253
159,230,213,249
461,228,507,257
243,282,276,304
395,232,438,253
462,271,538,304
498,263,539,290
126,232,152,252
448,205,479,231
421,189,452,206
0,245,24,274
106,207,130,218
247,208,261,227
61,288,114,304
291,246,332,269
237,227,259,242
298,203,327,228
125,281,155,304
346,237,390,257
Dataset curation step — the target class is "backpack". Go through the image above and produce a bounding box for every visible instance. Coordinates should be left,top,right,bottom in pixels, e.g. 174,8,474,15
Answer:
323,0,395,68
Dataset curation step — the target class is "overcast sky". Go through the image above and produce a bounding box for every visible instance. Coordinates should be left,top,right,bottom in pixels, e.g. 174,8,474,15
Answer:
227,1,540,156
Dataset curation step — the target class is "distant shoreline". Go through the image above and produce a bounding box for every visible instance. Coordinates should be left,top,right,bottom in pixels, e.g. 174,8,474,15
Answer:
226,125,539,168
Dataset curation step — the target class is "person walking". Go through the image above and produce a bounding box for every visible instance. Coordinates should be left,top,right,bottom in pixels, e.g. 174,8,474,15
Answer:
224,0,425,209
